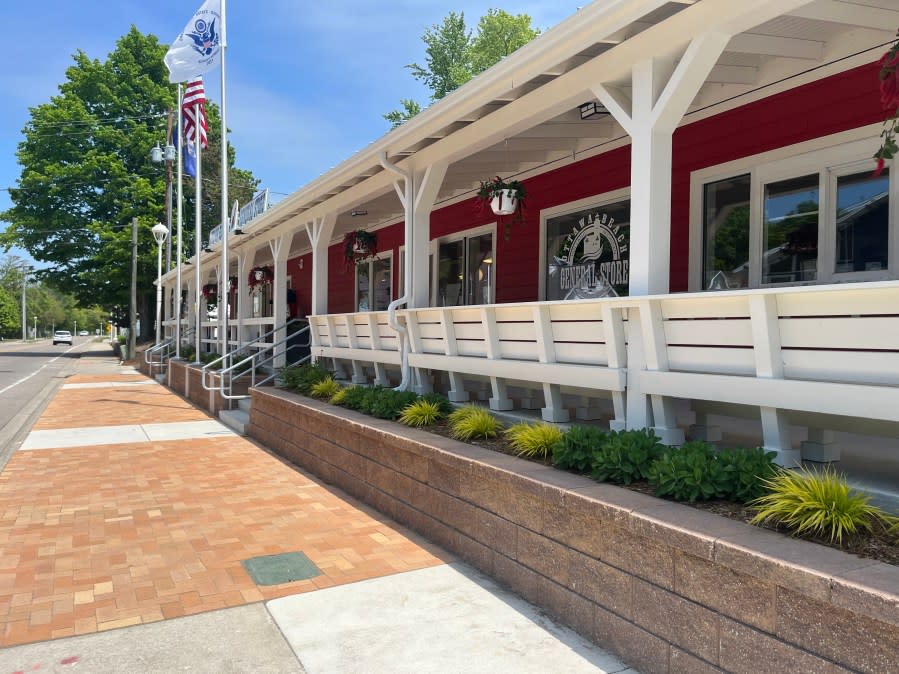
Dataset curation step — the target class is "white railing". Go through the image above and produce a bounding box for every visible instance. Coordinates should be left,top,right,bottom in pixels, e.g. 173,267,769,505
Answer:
309,282,899,466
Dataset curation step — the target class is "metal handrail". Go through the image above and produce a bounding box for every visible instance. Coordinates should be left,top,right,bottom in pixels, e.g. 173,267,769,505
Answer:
145,337,176,377
201,318,311,400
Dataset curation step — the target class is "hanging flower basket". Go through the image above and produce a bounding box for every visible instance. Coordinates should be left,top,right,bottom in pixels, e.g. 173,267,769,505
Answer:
228,276,238,293
247,265,274,289
874,30,899,175
202,284,218,302
476,176,527,239
343,229,378,270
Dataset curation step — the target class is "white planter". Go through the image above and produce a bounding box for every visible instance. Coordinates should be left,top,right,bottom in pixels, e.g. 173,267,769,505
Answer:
490,189,518,216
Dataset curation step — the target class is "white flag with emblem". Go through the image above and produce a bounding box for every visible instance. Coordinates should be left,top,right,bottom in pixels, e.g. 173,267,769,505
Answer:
164,0,223,84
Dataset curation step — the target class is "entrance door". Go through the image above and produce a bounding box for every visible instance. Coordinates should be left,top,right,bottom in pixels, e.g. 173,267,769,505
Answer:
434,231,494,306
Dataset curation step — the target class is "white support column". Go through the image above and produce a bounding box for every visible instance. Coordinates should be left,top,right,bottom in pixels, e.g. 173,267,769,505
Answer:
802,428,840,463
305,213,337,317
749,294,799,467
593,32,731,296
409,162,448,309
269,233,292,369
236,251,251,347
186,276,196,350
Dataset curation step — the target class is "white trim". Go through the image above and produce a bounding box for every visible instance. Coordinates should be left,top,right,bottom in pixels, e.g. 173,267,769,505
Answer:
688,125,896,291
538,187,631,301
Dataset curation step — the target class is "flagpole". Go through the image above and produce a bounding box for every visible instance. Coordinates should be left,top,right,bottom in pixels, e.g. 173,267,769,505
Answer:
219,0,230,362
194,100,203,364
175,83,183,359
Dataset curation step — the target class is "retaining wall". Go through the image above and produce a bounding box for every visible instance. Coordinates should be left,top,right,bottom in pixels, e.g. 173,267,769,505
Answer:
247,387,899,674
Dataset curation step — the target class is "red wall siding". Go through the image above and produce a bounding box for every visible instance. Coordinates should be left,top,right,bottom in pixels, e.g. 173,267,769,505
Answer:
288,252,312,318
291,61,882,307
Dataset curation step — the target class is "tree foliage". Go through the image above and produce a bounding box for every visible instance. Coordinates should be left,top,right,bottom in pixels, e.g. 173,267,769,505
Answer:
385,9,540,128
0,27,259,335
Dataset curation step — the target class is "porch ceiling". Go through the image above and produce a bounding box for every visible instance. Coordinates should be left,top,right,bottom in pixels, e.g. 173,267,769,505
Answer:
176,0,899,276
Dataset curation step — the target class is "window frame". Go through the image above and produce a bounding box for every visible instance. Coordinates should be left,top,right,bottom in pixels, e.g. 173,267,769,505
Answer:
429,222,496,307
538,187,631,301
354,250,393,312
689,128,898,291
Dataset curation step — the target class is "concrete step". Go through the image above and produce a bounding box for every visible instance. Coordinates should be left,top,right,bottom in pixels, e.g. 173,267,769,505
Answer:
219,408,249,436
237,397,252,414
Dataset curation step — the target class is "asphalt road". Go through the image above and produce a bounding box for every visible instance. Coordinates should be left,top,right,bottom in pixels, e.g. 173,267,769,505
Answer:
0,337,93,468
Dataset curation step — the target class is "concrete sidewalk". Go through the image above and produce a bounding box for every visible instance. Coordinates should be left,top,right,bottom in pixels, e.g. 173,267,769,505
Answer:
0,342,634,673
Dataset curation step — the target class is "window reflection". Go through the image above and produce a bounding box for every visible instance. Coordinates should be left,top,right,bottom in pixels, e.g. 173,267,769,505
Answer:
763,175,819,284
835,170,889,273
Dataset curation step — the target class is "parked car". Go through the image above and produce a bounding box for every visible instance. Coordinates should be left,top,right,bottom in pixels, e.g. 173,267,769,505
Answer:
78,330,88,336
53,330,72,345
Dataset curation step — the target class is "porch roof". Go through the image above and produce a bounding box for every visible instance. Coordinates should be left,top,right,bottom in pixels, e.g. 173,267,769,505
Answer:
171,0,899,276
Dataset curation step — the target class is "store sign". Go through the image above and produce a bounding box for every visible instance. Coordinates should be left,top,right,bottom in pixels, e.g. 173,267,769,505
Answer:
238,188,270,229
547,205,630,300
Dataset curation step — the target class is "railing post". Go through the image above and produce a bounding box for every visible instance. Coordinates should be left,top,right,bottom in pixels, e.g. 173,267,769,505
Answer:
482,306,513,411
344,315,367,384
367,313,390,387
749,293,799,467
600,304,628,430
440,310,468,402
533,304,568,422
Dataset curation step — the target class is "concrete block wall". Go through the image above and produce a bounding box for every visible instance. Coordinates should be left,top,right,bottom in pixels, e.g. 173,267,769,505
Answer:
247,388,899,674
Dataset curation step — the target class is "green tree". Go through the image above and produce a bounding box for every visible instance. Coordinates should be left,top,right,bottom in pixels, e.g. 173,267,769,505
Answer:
0,27,258,339
384,9,540,128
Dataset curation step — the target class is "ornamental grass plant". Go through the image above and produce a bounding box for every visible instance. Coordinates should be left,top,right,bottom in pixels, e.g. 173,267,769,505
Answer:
309,377,341,399
505,422,564,459
750,466,899,544
398,399,445,427
449,405,502,441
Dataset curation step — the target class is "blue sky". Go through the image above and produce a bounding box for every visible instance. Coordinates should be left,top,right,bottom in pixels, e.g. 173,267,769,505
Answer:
0,1,585,266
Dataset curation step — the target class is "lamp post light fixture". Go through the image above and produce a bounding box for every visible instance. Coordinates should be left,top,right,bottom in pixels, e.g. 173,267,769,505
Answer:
152,222,170,345
150,136,177,273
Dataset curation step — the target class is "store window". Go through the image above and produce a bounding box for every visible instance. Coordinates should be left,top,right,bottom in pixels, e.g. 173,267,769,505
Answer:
702,175,750,290
544,199,630,300
694,135,895,289
434,230,493,306
356,255,391,312
834,170,889,273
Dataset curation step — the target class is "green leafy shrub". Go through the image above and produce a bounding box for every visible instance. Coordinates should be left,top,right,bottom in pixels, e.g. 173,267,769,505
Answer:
199,351,222,366
309,377,341,399
505,422,564,459
179,344,196,361
750,467,899,544
717,446,778,503
398,399,445,427
280,362,330,394
117,335,126,345
450,406,502,441
551,425,607,473
337,384,373,411
647,441,729,502
368,389,420,420
592,429,665,485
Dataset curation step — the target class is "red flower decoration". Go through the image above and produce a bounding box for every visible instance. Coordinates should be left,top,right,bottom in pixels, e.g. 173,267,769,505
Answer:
874,31,899,176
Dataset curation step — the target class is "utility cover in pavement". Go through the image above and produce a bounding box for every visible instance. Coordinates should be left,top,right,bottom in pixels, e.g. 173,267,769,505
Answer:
242,551,322,585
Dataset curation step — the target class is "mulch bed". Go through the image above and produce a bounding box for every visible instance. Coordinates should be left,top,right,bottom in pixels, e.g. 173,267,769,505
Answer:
422,418,899,567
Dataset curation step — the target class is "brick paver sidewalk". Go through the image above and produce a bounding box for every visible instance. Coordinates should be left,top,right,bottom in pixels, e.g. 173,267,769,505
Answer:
0,354,447,647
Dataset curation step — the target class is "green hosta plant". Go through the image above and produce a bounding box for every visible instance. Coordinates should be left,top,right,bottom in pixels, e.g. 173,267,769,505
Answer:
717,446,778,503
505,422,564,459
398,399,445,427
336,384,371,411
280,362,330,394
591,429,665,485
450,406,502,441
368,389,420,420
750,467,899,544
309,377,341,400
647,441,729,502
551,425,607,473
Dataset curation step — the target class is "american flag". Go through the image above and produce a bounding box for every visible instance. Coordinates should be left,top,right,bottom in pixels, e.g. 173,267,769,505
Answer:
182,78,208,149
